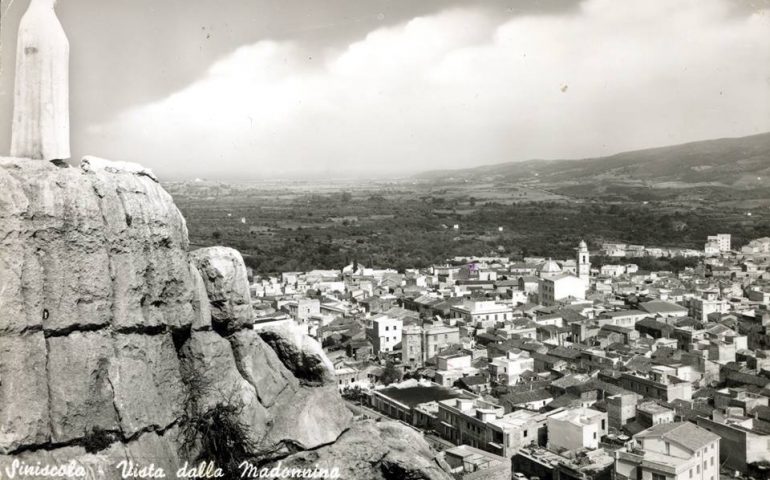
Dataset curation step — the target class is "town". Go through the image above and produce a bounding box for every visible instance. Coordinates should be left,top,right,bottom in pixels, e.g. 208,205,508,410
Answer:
245,234,770,480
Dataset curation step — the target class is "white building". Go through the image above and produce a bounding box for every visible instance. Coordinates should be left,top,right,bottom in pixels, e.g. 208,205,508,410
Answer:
601,264,626,277
449,299,514,327
706,233,731,253
539,274,586,306
489,349,534,385
547,407,607,451
366,314,403,354
614,422,720,480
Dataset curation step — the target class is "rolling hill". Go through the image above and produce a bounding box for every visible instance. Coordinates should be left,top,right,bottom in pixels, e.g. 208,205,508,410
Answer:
419,132,770,188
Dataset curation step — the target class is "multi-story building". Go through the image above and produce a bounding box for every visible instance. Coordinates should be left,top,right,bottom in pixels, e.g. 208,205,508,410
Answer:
424,324,460,360
449,299,514,327
689,295,729,322
366,314,403,354
614,422,720,480
546,407,608,452
488,349,535,385
285,298,321,323
334,365,371,392
402,324,423,366
539,274,586,306
706,234,731,253
636,401,675,428
695,412,770,473
438,398,547,457
401,323,461,366
616,371,693,403
369,380,470,427
435,352,478,387
607,393,639,430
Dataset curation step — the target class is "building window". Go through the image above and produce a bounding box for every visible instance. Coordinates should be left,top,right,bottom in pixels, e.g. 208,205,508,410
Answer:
652,474,666,480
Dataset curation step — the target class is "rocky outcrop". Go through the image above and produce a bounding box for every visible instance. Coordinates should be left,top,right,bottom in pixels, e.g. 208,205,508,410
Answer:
258,322,337,386
191,246,253,331
271,420,452,480
0,157,440,477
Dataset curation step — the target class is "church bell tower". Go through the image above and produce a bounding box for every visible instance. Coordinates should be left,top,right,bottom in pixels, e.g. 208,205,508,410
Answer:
577,240,590,283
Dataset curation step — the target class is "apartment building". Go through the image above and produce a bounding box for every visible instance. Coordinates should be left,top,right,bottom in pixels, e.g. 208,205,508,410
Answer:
614,422,720,480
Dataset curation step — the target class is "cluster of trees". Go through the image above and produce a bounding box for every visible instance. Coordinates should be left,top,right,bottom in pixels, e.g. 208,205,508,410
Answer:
593,255,700,273
177,186,770,275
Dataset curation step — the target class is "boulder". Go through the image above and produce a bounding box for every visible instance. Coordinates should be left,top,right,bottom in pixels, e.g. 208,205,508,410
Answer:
191,246,253,331
0,157,195,335
271,420,452,480
179,331,269,450
229,329,298,408
258,323,336,386
261,385,352,453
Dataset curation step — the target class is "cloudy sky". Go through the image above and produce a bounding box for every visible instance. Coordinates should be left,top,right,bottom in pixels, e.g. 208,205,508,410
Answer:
1,0,769,180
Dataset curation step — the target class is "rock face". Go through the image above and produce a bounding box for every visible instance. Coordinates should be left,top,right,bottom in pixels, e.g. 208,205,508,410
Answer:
258,322,337,386
191,246,253,331
272,420,452,480
0,157,442,477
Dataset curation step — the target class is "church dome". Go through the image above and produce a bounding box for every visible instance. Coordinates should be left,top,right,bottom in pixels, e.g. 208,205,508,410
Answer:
540,259,562,274
579,240,588,249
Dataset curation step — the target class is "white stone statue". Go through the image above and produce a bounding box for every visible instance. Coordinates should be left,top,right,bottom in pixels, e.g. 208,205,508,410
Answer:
11,0,70,161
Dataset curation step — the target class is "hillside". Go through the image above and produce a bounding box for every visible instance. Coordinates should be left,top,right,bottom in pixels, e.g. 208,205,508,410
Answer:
419,132,770,187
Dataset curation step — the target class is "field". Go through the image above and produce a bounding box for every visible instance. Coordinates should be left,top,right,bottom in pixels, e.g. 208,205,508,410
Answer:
165,179,770,275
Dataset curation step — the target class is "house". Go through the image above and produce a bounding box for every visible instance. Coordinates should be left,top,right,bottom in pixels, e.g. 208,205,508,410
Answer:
615,370,693,403
334,365,371,392
500,389,554,412
547,407,608,451
457,375,490,394
369,379,469,427
449,299,514,327
639,300,689,320
539,274,586,306
488,349,535,385
695,411,770,473
365,314,403,354
438,398,548,457
435,352,478,387
437,445,511,480
614,422,720,480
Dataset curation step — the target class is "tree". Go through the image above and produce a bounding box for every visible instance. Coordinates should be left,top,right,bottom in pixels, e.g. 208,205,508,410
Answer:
380,361,402,386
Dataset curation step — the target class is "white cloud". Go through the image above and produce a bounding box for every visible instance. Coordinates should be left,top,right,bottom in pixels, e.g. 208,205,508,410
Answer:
87,0,770,179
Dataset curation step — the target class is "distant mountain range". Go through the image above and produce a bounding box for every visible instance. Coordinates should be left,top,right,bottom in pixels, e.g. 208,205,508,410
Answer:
418,132,770,187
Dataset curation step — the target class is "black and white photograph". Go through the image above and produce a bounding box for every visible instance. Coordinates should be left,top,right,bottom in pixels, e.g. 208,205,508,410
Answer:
1,1,769,479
